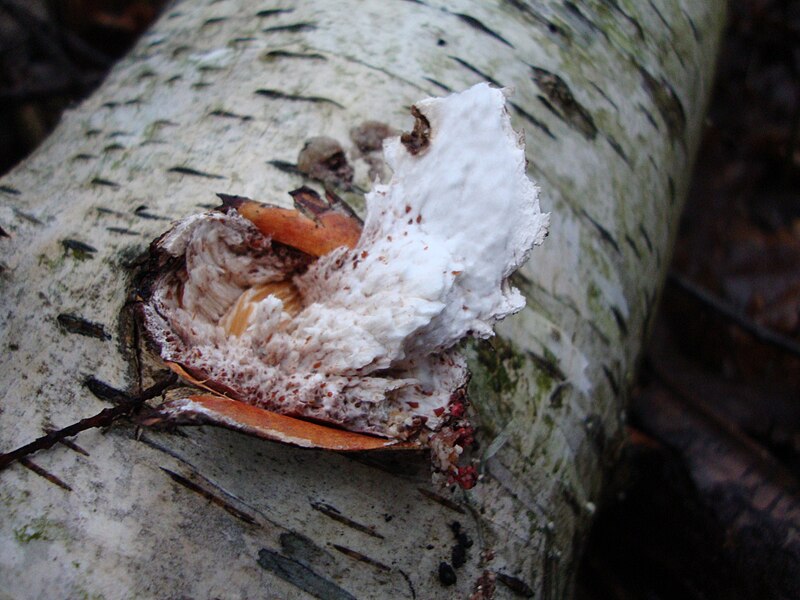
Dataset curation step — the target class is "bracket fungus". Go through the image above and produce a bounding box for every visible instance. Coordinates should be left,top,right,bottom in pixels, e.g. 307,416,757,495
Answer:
136,83,549,487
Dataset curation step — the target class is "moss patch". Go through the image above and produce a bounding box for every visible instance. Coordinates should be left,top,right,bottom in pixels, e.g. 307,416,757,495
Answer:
13,517,56,544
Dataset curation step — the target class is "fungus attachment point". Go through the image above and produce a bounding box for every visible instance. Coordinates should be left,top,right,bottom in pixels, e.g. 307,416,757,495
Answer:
136,83,549,487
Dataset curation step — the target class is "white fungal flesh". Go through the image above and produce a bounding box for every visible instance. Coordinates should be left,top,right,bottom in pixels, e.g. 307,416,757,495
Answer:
143,83,549,438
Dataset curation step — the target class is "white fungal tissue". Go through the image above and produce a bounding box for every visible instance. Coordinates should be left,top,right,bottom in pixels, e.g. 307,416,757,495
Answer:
141,83,549,440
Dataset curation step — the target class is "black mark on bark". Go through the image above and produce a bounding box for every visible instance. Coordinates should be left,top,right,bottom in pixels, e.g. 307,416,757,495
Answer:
639,67,686,143
91,177,120,188
453,13,514,47
602,365,620,396
638,103,659,130
424,77,452,92
510,102,556,139
85,376,130,404
598,0,644,40
549,383,569,409
279,531,333,566
589,81,618,111
134,205,169,221
107,227,139,236
167,166,225,179
0,185,20,195
267,159,302,176
13,208,41,225
495,571,535,597
581,209,621,254
531,66,597,140
502,0,569,41
255,89,344,109
201,16,227,28
62,239,97,257
638,223,653,253
563,1,608,40
256,8,294,18
527,351,567,382
57,314,109,340
262,23,317,34
624,234,641,259
683,9,700,41
451,55,556,139
603,134,630,166
209,109,253,121
449,55,501,86
263,49,325,61
611,306,629,337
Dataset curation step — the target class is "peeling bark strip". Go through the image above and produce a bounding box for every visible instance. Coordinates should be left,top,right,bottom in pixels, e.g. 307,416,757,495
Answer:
257,548,357,600
0,1,725,598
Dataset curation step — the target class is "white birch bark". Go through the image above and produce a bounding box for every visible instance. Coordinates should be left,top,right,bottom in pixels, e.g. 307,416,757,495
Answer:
0,1,725,598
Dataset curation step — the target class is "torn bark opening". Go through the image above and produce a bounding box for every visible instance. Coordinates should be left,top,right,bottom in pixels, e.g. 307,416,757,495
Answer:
135,83,548,487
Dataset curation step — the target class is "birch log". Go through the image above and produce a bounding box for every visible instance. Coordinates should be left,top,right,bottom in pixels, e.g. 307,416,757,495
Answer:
0,1,725,598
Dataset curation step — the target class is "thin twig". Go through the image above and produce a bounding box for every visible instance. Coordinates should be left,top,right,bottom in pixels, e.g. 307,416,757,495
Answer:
0,374,176,471
19,457,73,491
668,272,800,358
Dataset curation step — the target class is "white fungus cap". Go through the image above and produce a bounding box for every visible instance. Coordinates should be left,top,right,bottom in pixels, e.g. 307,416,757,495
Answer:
142,83,549,439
